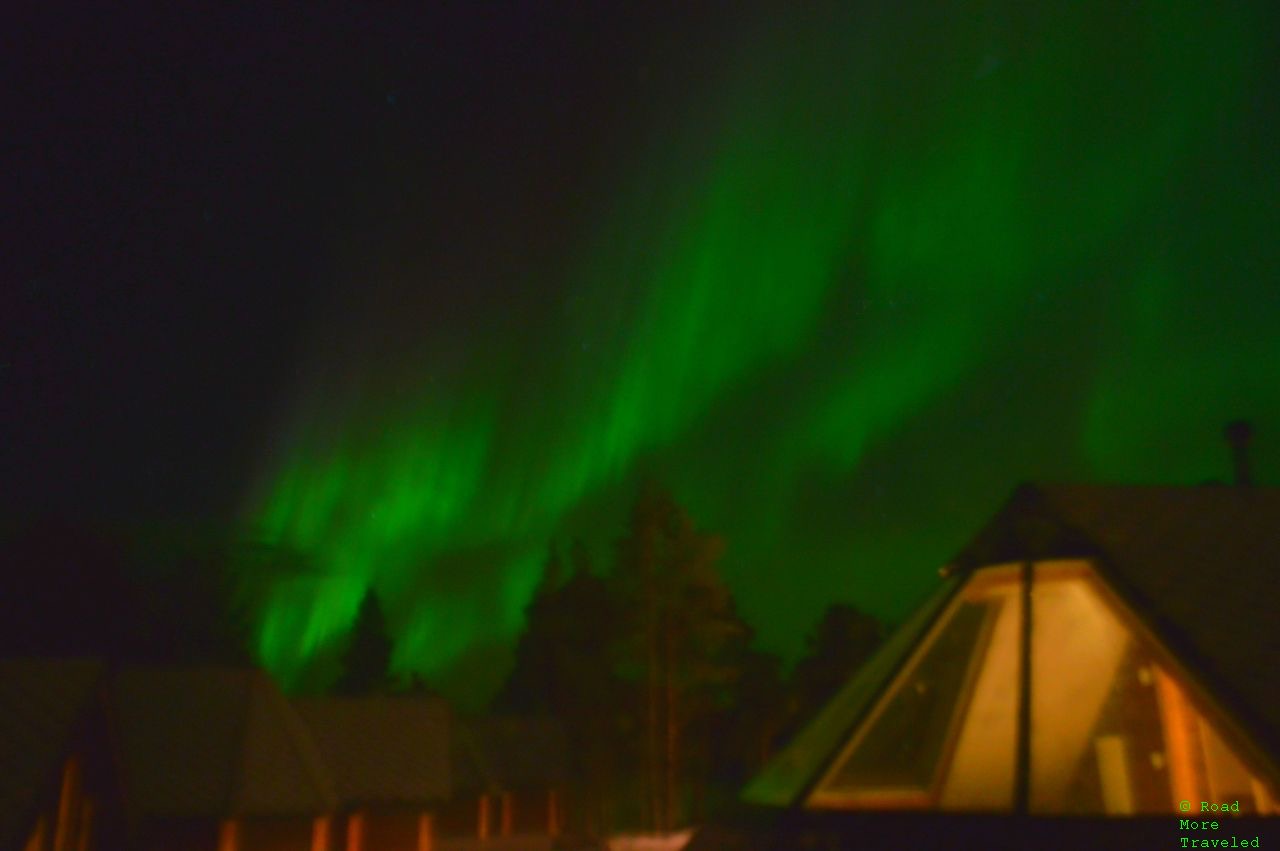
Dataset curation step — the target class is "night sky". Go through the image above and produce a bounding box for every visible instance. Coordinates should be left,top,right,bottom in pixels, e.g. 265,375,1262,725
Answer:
7,1,1279,705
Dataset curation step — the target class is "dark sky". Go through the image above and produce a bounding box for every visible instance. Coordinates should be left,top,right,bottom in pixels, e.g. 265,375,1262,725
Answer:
6,0,712,520
6,1,1279,703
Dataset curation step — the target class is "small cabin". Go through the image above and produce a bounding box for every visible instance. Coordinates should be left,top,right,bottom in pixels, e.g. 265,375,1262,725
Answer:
110,666,337,851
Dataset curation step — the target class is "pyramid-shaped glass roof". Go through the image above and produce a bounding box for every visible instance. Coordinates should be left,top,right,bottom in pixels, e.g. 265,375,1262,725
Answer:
746,558,1280,816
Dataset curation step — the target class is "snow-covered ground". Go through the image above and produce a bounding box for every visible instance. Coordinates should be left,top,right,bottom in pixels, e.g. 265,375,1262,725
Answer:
607,830,694,851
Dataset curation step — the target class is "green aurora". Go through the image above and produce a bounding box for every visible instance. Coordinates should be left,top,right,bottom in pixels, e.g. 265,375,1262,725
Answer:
241,2,1279,701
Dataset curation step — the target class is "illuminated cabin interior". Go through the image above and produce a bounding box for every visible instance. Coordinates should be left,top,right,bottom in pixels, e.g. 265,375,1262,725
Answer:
745,483,1280,818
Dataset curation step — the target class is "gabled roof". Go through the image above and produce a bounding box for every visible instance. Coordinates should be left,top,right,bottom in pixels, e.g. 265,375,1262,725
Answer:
452,717,567,795
293,697,451,806
111,666,337,817
0,658,105,849
956,482,1280,766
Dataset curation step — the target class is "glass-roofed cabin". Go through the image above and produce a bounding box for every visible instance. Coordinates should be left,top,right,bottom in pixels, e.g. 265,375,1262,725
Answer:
690,483,1280,850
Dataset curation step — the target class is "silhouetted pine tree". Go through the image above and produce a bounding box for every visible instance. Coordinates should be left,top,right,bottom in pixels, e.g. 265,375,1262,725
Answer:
333,590,393,695
611,483,748,832
494,541,623,836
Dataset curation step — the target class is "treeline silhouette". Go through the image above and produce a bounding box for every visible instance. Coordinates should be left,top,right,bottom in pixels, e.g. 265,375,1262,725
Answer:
484,483,886,834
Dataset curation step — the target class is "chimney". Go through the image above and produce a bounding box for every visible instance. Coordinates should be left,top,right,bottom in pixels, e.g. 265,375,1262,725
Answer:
1224,419,1253,487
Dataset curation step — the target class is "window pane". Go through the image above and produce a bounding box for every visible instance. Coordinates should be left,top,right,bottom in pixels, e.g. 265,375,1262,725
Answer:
826,602,987,791
937,586,1021,810
1028,567,1143,813
1030,561,1280,815
810,565,1019,809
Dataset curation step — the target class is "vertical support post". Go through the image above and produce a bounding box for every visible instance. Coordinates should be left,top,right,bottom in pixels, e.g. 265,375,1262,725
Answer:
309,815,331,851
23,816,47,851
477,795,490,840
345,811,365,851
217,819,240,851
1013,560,1033,816
500,792,513,836
53,758,80,851
1251,779,1274,815
547,789,560,837
74,799,92,851
1155,667,1202,806
417,812,434,851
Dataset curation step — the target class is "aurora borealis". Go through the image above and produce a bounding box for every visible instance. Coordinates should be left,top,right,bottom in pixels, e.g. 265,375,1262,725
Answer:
8,2,1278,705
235,1,1280,700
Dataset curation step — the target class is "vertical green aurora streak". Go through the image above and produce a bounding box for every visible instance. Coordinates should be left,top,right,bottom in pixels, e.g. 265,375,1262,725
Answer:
243,2,1277,697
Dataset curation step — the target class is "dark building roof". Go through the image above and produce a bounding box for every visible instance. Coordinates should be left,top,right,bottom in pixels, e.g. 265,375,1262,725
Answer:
0,658,105,850
111,666,337,817
955,482,1280,767
293,696,451,806
451,717,567,795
